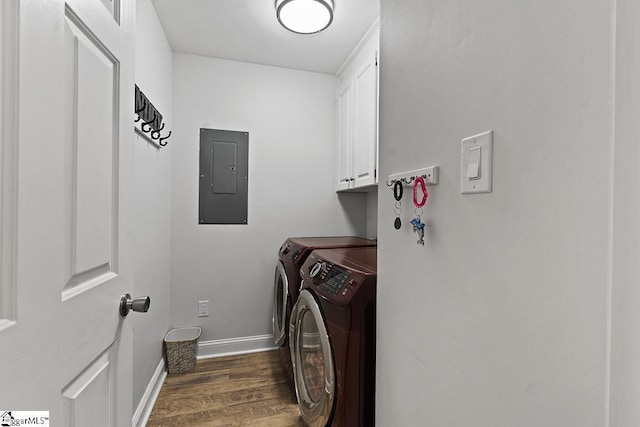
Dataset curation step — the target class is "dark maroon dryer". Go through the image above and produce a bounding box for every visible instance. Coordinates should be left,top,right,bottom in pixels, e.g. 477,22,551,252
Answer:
290,246,377,427
272,237,376,392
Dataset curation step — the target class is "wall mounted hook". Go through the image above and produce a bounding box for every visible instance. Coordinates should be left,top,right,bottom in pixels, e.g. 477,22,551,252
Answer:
134,99,146,123
151,122,165,140
159,131,172,146
141,111,157,133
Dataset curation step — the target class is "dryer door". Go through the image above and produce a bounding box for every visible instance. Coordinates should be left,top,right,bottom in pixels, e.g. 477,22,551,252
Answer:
291,289,336,427
273,261,290,347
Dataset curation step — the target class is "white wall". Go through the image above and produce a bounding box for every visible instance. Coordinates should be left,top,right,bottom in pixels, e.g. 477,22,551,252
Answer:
132,0,172,413
610,0,640,425
171,54,366,344
377,0,612,426
366,190,378,239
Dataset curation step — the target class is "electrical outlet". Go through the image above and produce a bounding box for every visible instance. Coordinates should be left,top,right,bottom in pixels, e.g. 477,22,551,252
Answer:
198,300,209,317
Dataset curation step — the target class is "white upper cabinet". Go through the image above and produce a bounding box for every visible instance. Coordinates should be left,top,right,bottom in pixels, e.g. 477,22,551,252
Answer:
335,23,379,192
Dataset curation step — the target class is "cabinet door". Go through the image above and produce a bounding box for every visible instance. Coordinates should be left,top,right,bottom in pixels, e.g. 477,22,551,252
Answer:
352,53,378,188
336,80,353,191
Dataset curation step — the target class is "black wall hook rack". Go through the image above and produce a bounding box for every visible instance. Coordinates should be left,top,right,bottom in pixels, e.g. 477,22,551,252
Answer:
134,85,171,148
386,175,423,187
386,166,440,187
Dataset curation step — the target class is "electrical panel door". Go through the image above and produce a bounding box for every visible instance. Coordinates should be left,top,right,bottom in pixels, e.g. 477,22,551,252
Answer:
199,128,249,224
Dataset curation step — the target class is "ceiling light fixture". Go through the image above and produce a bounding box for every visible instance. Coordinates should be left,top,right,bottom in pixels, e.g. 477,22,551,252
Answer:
275,0,334,34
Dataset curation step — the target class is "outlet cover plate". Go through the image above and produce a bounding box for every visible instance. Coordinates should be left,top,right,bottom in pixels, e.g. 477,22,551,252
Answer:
198,300,209,317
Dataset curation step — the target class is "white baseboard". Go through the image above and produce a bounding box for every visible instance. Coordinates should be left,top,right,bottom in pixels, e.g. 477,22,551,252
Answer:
133,358,167,427
197,334,277,359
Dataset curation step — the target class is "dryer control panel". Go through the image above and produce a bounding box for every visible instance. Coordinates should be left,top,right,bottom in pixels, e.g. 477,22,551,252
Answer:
317,264,350,296
300,248,377,306
304,259,366,303
279,242,303,262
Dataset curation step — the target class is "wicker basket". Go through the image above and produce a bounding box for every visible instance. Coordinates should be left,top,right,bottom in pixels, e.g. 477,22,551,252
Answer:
164,327,201,374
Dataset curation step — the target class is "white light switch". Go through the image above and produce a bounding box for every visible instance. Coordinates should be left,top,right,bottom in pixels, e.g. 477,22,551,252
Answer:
461,130,493,194
466,147,481,180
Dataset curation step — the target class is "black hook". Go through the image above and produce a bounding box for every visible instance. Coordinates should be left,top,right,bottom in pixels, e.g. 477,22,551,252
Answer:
134,99,147,123
141,111,157,133
159,131,171,147
151,122,165,140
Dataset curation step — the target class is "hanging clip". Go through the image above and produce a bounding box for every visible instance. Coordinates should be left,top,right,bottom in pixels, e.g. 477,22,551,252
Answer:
412,176,428,208
411,176,428,245
393,180,403,201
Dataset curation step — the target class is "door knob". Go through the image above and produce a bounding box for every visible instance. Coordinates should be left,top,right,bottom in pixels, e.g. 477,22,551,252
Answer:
119,294,151,317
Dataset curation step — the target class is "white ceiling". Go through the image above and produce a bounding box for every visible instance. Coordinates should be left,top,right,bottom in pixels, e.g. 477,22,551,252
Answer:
151,0,379,75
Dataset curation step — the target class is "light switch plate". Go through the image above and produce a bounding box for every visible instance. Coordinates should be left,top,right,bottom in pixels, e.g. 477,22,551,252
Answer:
461,130,493,194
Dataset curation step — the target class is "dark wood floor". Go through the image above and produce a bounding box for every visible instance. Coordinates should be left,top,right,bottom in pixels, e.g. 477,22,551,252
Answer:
147,350,305,427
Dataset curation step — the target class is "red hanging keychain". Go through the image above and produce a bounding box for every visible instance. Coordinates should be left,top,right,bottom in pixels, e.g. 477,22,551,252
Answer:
413,176,428,208
410,176,428,245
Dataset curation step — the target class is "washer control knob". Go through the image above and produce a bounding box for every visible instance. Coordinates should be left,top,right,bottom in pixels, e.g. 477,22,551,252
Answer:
310,261,326,279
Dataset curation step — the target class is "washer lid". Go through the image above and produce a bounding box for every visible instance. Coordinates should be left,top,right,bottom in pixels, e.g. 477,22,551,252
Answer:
287,236,376,249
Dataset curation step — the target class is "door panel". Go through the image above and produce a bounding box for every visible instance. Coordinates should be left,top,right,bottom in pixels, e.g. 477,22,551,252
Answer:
97,0,120,23
61,348,115,427
352,54,377,188
0,0,18,329
0,0,135,425
63,10,118,298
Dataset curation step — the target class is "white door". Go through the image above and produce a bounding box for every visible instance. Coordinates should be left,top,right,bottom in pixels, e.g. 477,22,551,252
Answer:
0,0,136,425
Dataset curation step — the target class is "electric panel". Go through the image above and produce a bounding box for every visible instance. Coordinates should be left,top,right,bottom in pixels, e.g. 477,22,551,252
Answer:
199,128,248,224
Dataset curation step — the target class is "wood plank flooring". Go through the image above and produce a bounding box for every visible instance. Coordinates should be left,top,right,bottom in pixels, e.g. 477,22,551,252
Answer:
147,350,305,427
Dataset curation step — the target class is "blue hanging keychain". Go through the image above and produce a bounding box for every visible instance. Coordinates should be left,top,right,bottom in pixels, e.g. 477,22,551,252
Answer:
410,217,425,245
411,176,428,245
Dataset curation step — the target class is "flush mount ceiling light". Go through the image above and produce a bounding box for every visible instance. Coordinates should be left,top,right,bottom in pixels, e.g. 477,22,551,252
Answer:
275,0,334,34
